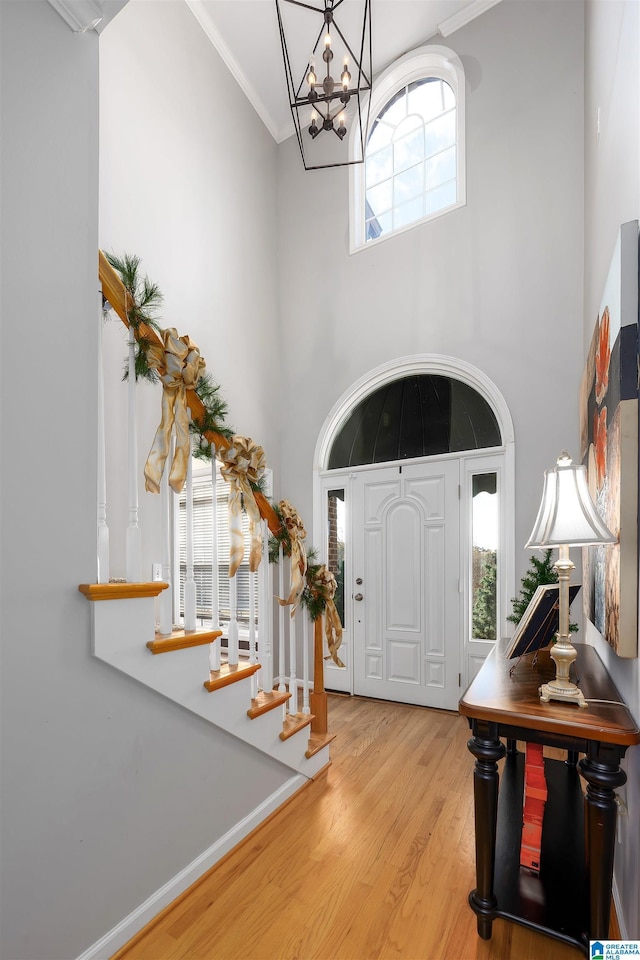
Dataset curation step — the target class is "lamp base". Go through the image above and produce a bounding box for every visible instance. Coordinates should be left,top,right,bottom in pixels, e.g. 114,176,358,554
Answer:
539,632,588,707
539,680,587,708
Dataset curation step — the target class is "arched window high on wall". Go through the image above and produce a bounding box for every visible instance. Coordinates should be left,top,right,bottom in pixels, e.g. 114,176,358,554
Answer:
349,45,466,252
313,356,515,700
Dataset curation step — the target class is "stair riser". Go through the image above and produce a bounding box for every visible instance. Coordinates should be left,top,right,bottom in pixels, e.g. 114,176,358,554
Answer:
90,598,318,774
99,642,294,753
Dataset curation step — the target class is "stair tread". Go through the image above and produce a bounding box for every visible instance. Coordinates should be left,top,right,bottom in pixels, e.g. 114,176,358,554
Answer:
247,690,291,719
204,662,261,692
147,628,222,654
305,732,337,758
280,712,314,741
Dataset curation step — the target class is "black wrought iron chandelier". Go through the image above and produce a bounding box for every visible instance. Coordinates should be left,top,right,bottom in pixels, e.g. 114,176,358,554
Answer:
275,0,372,170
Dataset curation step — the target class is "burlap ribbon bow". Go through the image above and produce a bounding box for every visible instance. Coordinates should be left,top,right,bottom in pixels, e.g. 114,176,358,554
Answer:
276,500,308,615
144,328,205,495
218,436,266,577
309,565,344,668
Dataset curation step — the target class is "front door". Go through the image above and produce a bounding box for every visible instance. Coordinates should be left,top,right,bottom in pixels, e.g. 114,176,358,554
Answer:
352,459,461,709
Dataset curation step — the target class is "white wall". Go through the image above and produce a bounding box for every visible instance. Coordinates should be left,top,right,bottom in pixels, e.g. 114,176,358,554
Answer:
584,0,640,938
100,0,282,577
0,4,291,959
276,0,585,585
3,0,636,953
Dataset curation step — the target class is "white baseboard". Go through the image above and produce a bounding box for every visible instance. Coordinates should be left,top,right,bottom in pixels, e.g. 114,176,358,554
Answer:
76,774,306,960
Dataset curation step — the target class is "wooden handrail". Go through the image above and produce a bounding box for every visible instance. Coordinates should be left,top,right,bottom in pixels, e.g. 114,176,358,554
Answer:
99,251,280,534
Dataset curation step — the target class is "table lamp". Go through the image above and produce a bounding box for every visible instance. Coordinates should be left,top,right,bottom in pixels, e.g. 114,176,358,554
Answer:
525,452,616,706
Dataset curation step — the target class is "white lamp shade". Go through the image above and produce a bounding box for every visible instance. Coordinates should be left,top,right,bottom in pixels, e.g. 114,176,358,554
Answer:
526,452,616,548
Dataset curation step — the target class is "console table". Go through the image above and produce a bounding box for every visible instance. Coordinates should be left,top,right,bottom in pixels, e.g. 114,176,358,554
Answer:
458,641,640,955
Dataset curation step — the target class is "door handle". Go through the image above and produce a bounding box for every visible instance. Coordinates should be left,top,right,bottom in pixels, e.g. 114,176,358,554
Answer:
354,593,364,601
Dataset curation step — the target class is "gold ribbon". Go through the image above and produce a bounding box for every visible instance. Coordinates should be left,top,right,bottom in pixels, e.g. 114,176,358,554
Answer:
276,500,308,615
144,329,205,495
218,436,266,577
309,565,344,668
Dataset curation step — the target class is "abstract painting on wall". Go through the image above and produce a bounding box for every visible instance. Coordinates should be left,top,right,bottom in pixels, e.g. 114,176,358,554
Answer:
580,220,639,657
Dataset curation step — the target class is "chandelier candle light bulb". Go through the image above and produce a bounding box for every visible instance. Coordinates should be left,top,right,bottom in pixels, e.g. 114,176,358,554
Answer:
307,62,316,89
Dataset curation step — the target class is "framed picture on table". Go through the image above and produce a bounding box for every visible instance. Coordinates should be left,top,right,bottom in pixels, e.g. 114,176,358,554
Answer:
506,583,581,660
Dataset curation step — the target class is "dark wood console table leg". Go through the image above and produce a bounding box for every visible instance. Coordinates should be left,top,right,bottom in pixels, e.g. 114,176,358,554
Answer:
578,742,627,940
566,750,579,768
467,721,506,939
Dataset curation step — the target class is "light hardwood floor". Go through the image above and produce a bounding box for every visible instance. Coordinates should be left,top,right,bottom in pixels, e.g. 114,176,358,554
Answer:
115,695,588,960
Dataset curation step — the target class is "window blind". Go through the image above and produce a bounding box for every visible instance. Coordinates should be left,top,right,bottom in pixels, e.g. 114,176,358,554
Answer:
178,472,255,624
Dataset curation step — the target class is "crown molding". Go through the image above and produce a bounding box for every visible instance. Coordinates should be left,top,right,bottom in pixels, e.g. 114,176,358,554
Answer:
47,0,130,34
47,0,103,32
438,0,502,38
184,0,282,143
275,117,296,145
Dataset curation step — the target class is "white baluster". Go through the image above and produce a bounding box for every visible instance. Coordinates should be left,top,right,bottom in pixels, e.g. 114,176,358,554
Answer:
289,606,297,715
125,325,141,582
209,453,221,674
278,543,286,692
228,568,239,666
184,453,196,631
258,519,273,691
97,292,109,584
158,439,172,636
249,569,257,698
302,612,311,714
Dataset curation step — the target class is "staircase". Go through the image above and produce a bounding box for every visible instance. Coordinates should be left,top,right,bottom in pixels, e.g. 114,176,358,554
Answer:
79,253,336,791
79,581,333,777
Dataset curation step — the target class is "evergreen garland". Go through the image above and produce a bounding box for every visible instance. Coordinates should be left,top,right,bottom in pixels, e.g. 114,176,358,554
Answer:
268,533,327,621
105,252,163,384
105,250,286,542
508,549,578,632
248,474,269,496
268,502,290,562
300,551,327,622
190,372,234,461
107,251,237,456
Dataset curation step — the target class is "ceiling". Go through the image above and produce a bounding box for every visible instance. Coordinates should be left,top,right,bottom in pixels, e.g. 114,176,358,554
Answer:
184,0,501,142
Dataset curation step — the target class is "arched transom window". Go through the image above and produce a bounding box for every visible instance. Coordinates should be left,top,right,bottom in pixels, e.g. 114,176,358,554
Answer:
350,46,465,252
328,374,501,469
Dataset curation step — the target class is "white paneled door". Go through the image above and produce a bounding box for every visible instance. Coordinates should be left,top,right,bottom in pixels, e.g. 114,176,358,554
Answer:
352,460,461,710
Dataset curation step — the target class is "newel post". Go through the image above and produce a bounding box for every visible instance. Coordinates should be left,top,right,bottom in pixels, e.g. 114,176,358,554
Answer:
310,616,328,734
